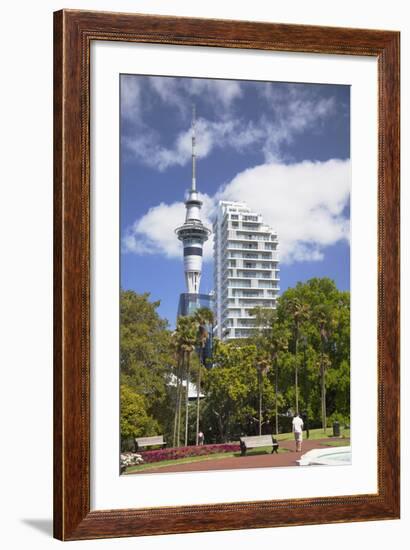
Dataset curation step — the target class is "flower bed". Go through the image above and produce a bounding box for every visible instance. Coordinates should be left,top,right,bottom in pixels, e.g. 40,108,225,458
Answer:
120,452,144,473
140,443,241,464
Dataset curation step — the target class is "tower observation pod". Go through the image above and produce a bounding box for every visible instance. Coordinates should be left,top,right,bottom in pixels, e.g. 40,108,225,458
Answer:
175,107,211,294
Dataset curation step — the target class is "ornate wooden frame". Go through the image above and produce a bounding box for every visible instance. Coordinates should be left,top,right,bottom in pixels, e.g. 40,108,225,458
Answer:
53,9,400,541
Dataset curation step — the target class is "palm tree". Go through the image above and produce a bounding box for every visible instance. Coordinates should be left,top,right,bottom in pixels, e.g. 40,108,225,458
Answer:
255,352,270,435
318,354,332,433
193,307,214,445
174,317,196,447
268,326,289,435
250,307,289,435
286,299,310,415
171,326,187,447
315,305,337,433
170,332,182,447
176,316,197,446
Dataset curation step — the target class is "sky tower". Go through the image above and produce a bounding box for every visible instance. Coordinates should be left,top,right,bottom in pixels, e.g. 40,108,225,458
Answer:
175,107,211,294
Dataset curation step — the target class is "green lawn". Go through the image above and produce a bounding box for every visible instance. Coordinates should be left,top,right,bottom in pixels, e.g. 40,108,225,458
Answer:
125,446,289,474
233,446,290,457
319,439,350,447
275,427,350,441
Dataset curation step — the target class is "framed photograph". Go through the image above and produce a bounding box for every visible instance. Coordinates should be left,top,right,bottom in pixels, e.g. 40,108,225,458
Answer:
54,9,400,540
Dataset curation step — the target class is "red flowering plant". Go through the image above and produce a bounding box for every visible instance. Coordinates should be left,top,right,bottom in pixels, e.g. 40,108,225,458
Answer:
140,443,241,464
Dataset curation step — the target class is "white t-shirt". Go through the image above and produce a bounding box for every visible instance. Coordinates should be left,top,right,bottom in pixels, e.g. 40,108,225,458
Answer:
292,416,304,433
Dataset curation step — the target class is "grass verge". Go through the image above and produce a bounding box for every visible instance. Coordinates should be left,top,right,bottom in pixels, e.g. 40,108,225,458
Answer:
319,439,350,447
275,427,350,441
125,446,289,474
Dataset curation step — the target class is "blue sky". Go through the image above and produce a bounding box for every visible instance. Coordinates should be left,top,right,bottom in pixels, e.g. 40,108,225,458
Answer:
120,75,350,327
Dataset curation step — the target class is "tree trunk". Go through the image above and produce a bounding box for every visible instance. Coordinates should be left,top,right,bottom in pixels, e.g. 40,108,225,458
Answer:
184,352,191,446
274,358,279,435
215,413,224,443
172,358,181,447
320,334,327,434
258,375,262,436
303,347,309,413
321,360,327,433
176,353,184,447
195,349,202,445
295,332,299,415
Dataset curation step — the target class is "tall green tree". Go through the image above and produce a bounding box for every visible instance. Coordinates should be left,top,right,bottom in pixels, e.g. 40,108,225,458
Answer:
119,280,350,448
120,384,160,440
171,329,183,447
120,290,174,445
193,307,214,445
173,315,197,446
282,298,310,414
315,304,337,431
254,351,270,435
204,340,266,441
251,307,290,434
277,278,350,427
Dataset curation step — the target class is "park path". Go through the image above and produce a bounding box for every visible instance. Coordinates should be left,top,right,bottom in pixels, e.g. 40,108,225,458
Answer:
130,438,350,475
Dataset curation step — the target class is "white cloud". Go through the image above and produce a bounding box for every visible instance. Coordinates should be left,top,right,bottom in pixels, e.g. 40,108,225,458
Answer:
123,193,215,261
121,76,142,120
123,93,338,170
183,79,242,108
122,76,243,124
124,117,237,171
123,159,350,265
218,159,350,263
121,76,340,170
148,77,242,113
148,77,186,114
258,84,336,162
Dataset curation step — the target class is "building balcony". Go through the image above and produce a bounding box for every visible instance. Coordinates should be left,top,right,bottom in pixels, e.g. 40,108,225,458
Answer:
234,227,272,235
239,265,275,271
228,235,271,242
231,296,276,301
227,275,278,281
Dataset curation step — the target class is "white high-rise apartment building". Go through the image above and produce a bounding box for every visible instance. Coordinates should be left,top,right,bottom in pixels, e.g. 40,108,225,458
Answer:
213,201,279,340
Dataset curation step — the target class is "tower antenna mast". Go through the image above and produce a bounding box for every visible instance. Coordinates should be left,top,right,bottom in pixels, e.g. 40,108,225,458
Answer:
191,104,196,191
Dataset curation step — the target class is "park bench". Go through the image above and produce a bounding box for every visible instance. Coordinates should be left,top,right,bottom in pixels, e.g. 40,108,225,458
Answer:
239,435,279,456
134,435,167,452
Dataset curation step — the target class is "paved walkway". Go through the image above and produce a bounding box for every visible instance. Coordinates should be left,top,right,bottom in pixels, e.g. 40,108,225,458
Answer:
130,438,350,474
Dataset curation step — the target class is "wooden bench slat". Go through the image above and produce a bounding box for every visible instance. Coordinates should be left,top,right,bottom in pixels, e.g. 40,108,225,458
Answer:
239,435,279,455
134,435,167,451
135,437,164,444
241,436,273,445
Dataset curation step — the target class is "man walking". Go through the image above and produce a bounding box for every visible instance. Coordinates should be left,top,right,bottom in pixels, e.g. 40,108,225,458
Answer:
292,412,304,452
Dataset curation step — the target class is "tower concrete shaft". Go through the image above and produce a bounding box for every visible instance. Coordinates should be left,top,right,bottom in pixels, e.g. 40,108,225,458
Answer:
175,108,210,294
